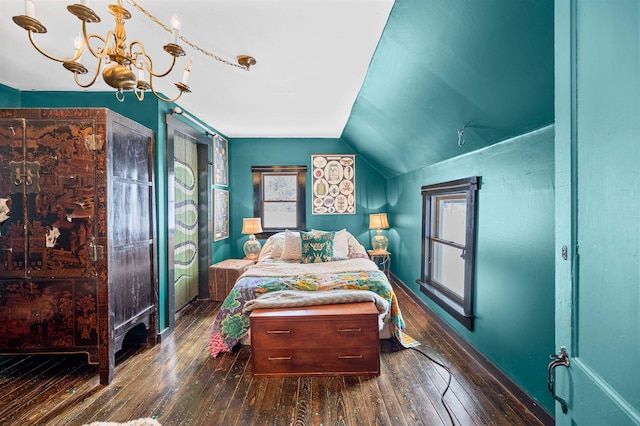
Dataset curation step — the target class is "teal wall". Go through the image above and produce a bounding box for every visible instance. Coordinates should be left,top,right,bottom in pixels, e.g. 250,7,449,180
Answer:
20,91,161,131
228,138,387,258
0,84,21,107
387,125,555,411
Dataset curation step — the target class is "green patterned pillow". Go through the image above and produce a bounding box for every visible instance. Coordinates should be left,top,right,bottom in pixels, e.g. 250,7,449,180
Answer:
300,231,334,263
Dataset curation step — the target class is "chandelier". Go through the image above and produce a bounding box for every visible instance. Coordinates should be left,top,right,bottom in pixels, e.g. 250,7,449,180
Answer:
12,0,256,103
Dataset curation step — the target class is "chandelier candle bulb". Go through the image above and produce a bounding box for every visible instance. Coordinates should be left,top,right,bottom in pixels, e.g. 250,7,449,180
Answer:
24,0,35,18
73,32,82,60
171,10,181,44
80,0,89,7
136,54,144,81
181,58,192,85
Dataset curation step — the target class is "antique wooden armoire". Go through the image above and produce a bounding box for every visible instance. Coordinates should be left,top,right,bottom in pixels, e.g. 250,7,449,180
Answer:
0,108,157,385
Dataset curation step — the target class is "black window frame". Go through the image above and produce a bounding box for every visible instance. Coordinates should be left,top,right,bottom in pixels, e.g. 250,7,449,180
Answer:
417,176,480,330
251,165,306,238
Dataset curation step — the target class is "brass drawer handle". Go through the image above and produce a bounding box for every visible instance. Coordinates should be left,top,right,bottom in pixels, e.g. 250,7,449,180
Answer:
266,330,291,334
338,354,363,359
268,356,292,361
338,328,362,333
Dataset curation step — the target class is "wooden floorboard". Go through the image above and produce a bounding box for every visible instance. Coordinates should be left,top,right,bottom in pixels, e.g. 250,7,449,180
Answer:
0,285,548,426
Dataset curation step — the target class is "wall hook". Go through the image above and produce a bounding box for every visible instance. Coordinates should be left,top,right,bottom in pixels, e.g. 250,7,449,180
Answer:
457,125,467,147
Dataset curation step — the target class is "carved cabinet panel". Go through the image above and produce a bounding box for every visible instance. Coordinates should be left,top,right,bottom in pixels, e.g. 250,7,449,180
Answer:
0,279,98,356
0,108,157,385
0,116,98,278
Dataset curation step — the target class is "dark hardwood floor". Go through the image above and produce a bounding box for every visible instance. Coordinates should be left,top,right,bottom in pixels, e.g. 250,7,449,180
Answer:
0,283,549,426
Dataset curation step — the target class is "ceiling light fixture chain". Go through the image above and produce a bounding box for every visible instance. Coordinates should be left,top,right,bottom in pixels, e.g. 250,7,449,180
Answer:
124,0,254,71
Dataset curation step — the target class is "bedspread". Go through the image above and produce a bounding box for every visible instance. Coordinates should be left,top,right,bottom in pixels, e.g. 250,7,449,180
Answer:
208,262,419,357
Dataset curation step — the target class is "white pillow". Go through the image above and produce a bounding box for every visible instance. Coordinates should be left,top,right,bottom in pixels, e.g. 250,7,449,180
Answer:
257,232,286,260
312,229,349,259
280,230,302,260
347,233,367,255
269,233,285,259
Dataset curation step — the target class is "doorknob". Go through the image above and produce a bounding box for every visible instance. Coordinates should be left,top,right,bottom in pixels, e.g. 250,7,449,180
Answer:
548,346,570,413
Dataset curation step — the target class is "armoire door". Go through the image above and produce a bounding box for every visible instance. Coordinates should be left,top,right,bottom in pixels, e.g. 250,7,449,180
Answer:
173,131,199,311
0,116,100,351
0,117,98,278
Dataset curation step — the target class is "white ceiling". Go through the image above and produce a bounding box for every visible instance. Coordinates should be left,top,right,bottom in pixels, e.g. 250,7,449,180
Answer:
0,0,394,138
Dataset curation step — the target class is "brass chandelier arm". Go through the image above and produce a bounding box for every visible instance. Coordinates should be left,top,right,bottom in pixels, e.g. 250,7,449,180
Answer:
148,84,185,103
73,58,103,89
148,55,177,78
82,23,112,60
129,42,178,79
27,30,81,64
133,86,146,101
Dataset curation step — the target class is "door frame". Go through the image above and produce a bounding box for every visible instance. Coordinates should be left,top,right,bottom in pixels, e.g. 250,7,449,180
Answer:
165,114,212,331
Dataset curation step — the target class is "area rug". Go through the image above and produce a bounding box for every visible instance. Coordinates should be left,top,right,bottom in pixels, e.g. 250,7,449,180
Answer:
83,418,161,426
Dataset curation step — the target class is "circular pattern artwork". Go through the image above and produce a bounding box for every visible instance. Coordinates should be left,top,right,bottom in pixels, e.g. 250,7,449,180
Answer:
311,154,356,215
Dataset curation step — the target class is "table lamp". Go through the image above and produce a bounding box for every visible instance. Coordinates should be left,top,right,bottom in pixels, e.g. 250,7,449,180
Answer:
369,213,389,252
242,218,263,260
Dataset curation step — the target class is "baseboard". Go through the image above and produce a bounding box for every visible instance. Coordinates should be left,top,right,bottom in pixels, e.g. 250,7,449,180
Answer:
156,326,172,343
390,273,554,426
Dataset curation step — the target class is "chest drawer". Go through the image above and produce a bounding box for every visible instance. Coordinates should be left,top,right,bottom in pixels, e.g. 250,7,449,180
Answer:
251,316,378,349
252,346,380,377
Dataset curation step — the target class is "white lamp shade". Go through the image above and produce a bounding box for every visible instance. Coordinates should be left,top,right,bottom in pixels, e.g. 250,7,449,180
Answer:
369,213,389,230
242,218,263,235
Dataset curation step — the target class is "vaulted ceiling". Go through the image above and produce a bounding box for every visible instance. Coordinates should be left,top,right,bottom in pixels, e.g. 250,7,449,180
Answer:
0,0,554,178
343,0,554,177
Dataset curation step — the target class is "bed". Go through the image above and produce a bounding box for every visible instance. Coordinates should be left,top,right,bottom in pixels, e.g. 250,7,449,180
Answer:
208,229,419,357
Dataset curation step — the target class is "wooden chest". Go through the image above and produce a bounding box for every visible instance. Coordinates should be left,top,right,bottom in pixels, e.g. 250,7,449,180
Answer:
250,302,380,377
208,259,255,301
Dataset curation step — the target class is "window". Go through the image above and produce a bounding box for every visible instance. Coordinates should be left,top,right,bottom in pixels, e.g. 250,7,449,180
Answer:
418,176,479,330
252,165,306,236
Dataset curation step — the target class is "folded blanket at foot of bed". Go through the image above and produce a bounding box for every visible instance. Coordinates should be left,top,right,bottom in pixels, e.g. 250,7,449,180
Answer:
208,266,420,357
243,289,389,330
242,289,389,313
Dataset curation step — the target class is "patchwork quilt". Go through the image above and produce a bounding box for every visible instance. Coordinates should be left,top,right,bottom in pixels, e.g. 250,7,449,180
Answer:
208,258,419,357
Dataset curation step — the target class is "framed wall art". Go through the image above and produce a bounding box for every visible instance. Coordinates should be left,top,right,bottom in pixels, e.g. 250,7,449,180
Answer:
213,133,228,187
213,188,229,241
311,154,356,214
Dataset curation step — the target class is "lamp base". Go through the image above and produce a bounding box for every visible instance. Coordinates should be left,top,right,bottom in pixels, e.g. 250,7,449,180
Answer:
243,236,262,260
371,233,388,252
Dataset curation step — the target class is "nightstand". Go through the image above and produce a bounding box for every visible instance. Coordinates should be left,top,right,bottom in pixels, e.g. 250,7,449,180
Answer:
208,259,255,301
367,250,390,276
